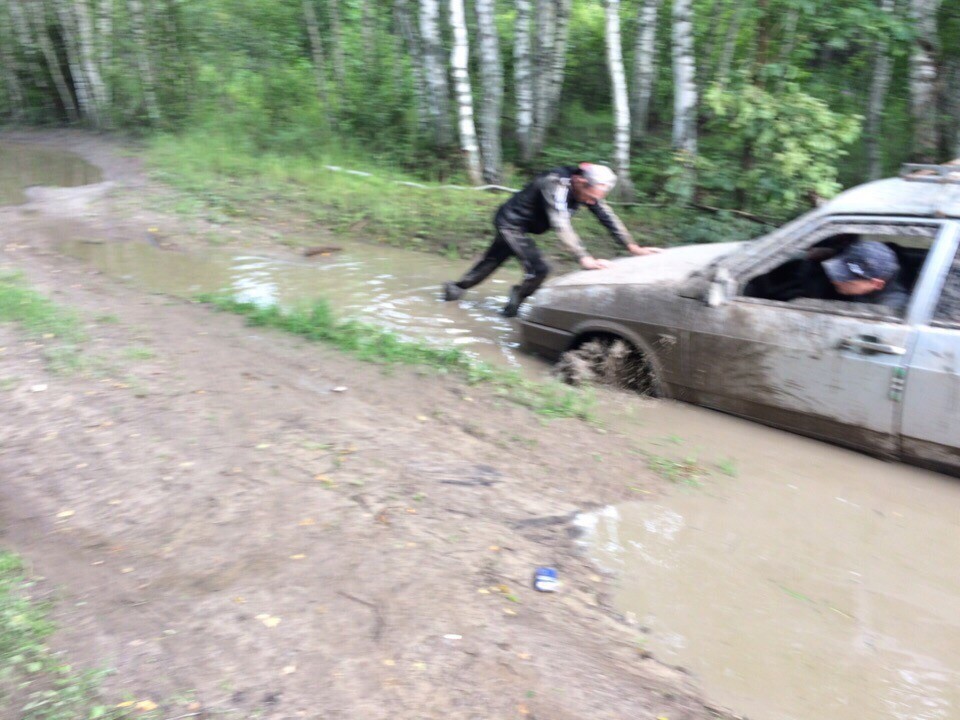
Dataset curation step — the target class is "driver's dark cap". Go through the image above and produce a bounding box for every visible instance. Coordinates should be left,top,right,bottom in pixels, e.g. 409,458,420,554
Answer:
822,240,899,283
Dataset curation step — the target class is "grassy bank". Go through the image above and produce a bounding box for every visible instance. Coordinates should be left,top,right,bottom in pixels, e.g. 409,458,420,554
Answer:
146,130,762,262
0,552,137,720
0,270,85,373
198,294,595,421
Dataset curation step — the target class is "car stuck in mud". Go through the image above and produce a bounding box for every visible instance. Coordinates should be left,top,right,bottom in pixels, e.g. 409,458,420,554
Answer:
520,165,960,475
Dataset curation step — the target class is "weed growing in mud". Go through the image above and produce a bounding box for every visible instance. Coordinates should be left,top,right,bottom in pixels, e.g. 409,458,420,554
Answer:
645,453,708,486
0,552,143,720
197,295,595,420
0,271,86,373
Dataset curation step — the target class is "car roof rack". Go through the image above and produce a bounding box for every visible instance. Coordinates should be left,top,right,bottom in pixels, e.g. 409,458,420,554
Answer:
900,160,960,184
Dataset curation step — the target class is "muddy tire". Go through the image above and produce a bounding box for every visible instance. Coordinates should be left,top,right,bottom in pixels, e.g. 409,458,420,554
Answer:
555,338,657,394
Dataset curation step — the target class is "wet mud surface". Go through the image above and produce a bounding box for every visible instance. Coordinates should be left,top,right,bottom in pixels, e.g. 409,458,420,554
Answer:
2,130,958,720
0,130,723,720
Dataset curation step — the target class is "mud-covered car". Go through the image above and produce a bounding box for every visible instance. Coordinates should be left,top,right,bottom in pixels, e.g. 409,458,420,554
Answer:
520,165,960,475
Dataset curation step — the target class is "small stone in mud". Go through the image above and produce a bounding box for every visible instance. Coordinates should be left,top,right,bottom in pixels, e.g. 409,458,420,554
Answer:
303,246,343,257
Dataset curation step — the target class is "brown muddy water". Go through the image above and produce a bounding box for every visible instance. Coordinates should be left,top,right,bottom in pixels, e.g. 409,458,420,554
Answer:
60,238,543,371
585,399,960,720
7,144,960,720
0,142,102,205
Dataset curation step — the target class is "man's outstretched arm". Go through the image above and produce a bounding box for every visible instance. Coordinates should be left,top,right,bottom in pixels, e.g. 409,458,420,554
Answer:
541,176,609,269
589,200,661,256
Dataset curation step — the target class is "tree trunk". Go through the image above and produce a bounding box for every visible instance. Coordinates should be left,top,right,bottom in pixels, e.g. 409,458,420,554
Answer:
866,0,895,179
73,0,109,121
329,0,346,87
96,0,112,104
530,0,556,154
631,0,662,139
543,0,571,129
449,0,482,183
909,0,942,162
604,0,634,199
127,0,162,124
53,0,101,125
475,0,503,182
716,0,744,86
23,0,79,121
394,0,430,130
671,0,698,155
514,0,534,161
419,0,453,147
302,0,330,116
361,0,375,51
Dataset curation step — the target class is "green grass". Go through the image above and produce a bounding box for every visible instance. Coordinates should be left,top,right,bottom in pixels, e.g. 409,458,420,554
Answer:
145,130,762,262
0,271,85,373
121,346,156,361
197,294,595,420
0,551,137,720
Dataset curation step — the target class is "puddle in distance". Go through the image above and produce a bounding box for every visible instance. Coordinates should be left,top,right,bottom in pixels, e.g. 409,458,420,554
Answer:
582,402,960,720
0,142,102,205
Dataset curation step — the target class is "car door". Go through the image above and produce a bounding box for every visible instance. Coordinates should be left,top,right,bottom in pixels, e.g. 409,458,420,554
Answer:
679,218,949,457
899,221,960,474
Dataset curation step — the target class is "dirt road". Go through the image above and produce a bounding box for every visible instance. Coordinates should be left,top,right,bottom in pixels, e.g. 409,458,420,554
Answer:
0,131,730,720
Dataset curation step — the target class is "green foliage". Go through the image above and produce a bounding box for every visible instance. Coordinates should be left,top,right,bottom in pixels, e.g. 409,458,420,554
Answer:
704,81,862,216
198,294,595,420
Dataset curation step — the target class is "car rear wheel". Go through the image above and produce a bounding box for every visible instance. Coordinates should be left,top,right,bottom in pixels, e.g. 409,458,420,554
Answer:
555,337,658,395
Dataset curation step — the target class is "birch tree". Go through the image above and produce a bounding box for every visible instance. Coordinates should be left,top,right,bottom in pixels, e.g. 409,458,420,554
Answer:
716,0,745,86
514,0,534,160
908,0,942,161
73,0,109,121
23,0,79,122
475,0,504,181
420,0,453,147
394,0,430,130
672,0,698,156
449,0,482,182
866,0,895,179
302,0,329,117
530,0,556,153
53,0,101,125
543,0,572,130
631,0,662,139
604,0,634,198
329,0,346,87
127,0,162,124
0,2,25,119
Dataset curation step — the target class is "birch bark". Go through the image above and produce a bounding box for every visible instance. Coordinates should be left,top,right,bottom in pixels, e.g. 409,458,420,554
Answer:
604,0,634,198
449,0,482,182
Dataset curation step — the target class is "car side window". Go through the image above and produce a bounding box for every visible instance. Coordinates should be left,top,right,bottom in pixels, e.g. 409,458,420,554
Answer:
932,248,960,327
738,223,940,320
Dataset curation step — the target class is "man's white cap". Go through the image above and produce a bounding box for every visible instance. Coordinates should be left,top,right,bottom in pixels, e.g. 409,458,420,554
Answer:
580,163,618,189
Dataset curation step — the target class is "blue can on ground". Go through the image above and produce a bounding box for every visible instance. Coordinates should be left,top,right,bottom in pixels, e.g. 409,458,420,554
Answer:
533,566,560,592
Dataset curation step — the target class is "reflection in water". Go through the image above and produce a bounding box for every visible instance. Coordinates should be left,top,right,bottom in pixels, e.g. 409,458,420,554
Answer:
0,143,102,205
60,240,546,372
580,406,960,720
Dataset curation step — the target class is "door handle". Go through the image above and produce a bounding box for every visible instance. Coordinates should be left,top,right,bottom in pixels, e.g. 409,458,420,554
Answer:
838,335,906,356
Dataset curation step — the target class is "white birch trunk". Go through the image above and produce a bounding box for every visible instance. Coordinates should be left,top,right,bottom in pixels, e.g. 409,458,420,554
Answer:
866,0,895,179
127,0,161,124
23,0,79,121
671,0,698,156
543,0,571,129
449,0,482,183
73,0,109,120
514,0,534,160
361,0,375,51
604,0,634,198
329,0,346,87
53,0,100,125
420,0,453,147
97,0,112,90
302,0,329,113
631,0,661,139
530,0,556,153
909,0,942,161
394,0,430,130
475,0,503,182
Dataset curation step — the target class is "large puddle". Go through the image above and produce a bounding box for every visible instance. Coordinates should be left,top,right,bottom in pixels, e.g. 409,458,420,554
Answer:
0,142,102,205
583,401,960,720
8,144,960,720
60,239,544,371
